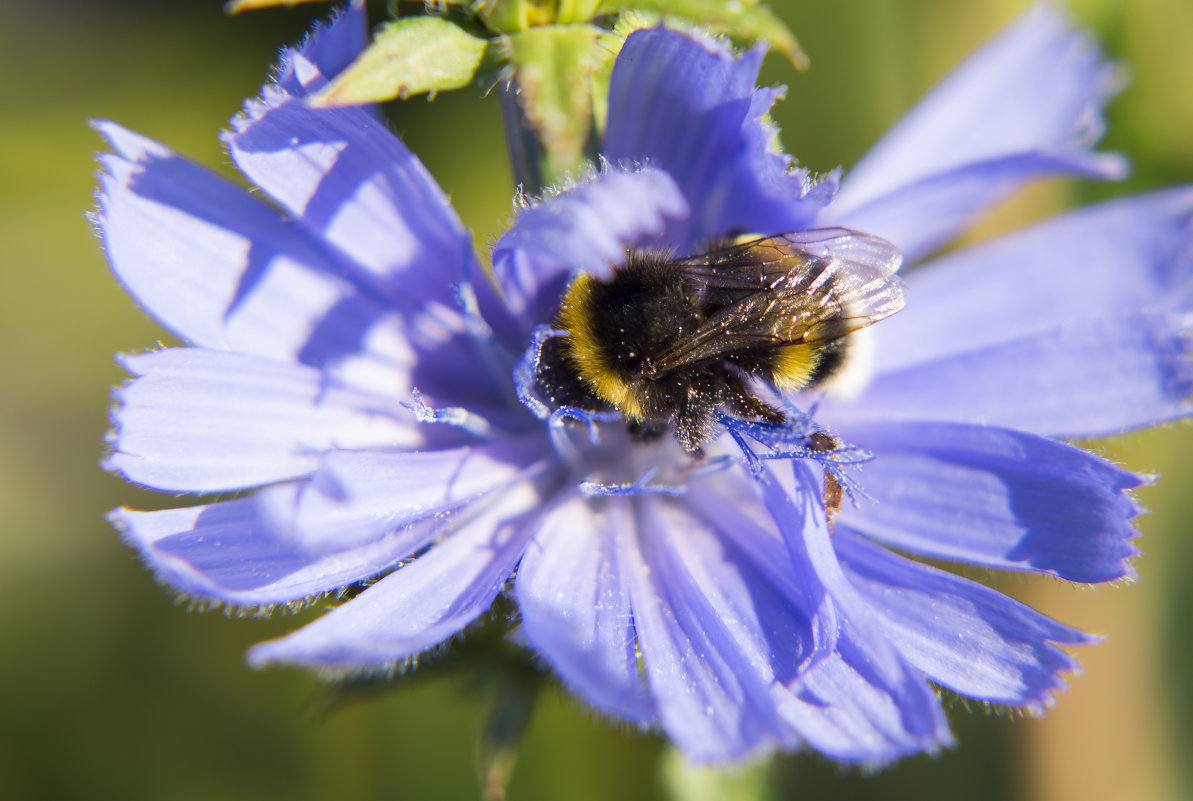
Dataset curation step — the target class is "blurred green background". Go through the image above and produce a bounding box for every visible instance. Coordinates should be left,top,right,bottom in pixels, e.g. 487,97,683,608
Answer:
2,1,1191,799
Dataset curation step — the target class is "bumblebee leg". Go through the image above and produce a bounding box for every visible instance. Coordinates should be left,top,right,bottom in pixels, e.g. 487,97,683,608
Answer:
722,374,786,424
675,412,717,452
822,473,843,531
674,388,720,453
806,431,844,530
806,431,839,452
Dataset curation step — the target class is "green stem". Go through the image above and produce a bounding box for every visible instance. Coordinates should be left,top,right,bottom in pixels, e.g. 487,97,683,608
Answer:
500,79,547,195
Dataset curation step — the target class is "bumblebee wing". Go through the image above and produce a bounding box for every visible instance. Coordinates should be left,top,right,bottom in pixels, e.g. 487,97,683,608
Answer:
646,228,905,375
674,228,901,288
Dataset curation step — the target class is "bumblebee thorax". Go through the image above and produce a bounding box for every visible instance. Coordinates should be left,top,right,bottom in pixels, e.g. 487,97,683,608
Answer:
558,254,698,418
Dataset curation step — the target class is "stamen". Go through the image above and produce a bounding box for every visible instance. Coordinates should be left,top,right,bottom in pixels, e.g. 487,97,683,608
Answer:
514,325,568,419
403,388,500,440
548,405,620,465
580,466,686,497
718,408,872,509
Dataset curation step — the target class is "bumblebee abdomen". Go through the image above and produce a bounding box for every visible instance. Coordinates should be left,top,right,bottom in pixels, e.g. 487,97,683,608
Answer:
768,342,823,391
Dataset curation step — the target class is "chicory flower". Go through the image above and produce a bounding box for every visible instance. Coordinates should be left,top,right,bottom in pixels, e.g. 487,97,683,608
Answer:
97,3,1192,764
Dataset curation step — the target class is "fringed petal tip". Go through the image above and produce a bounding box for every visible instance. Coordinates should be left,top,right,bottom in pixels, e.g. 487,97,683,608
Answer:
835,528,1103,714
100,351,146,483
107,489,460,611
108,505,316,618
496,163,689,277
604,27,821,249
268,0,368,98
91,117,170,161
828,3,1130,262
801,168,841,208
241,480,544,672
90,121,169,242
999,652,1090,718
836,422,1148,584
91,118,137,218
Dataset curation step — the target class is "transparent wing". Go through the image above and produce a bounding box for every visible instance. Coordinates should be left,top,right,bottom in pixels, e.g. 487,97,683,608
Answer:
644,228,905,377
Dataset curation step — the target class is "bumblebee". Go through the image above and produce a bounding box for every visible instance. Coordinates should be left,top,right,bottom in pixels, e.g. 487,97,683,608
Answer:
535,228,905,452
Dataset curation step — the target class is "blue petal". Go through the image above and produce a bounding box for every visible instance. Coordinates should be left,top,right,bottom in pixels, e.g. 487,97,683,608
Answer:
106,348,420,493
688,467,953,763
866,188,1193,375
95,120,507,405
832,311,1193,438
93,122,416,394
484,165,688,343
247,481,546,670
224,86,478,325
830,151,1123,265
254,436,554,555
618,496,796,761
275,0,368,97
835,529,1093,710
514,492,655,726
827,4,1124,261
604,28,824,249
835,421,1145,583
824,189,1193,438
112,499,450,608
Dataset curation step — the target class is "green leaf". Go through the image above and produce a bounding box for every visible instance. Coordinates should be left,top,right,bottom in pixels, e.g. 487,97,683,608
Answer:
477,0,603,31
505,24,604,183
555,0,604,24
224,0,330,13
310,16,490,107
477,0,554,32
595,0,810,71
661,748,775,801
